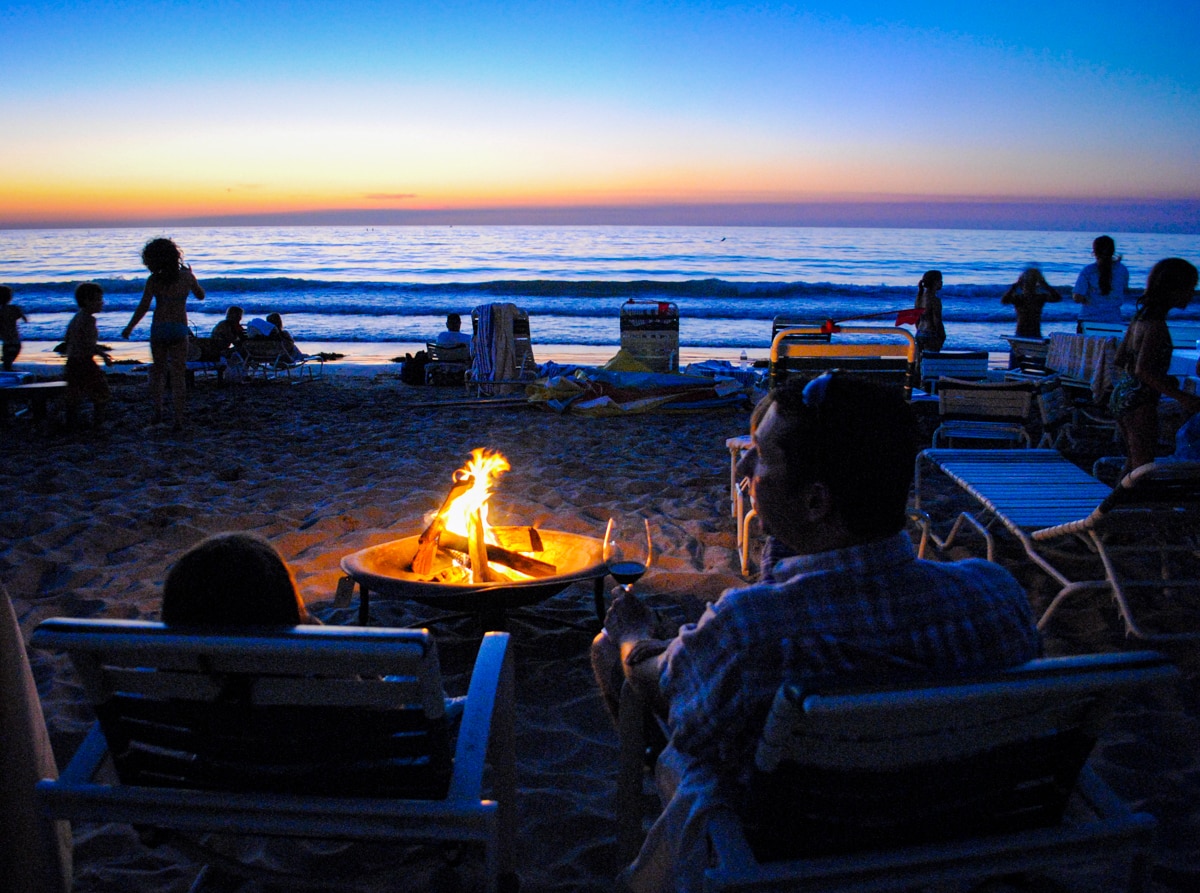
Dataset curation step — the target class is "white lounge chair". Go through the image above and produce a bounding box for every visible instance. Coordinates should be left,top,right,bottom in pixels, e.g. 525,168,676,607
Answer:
916,449,1200,640
32,620,517,892
617,651,1174,892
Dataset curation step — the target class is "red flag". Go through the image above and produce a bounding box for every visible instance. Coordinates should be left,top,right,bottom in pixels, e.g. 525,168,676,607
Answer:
894,308,925,326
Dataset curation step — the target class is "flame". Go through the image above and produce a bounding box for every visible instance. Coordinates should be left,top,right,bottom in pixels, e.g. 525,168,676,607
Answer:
441,449,510,541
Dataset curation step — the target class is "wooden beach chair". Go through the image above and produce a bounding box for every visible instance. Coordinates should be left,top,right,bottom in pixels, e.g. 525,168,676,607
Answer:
915,449,1200,641
32,620,517,892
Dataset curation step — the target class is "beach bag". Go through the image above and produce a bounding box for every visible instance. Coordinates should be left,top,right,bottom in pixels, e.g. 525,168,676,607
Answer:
401,350,429,385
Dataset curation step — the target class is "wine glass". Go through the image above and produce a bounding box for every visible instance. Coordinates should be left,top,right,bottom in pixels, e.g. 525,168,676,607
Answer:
603,516,653,595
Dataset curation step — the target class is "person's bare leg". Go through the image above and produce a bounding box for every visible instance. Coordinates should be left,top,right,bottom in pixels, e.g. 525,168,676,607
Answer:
149,341,167,423
166,343,187,430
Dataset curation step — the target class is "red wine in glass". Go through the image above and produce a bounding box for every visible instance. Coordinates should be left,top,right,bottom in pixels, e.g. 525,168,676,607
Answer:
604,517,653,594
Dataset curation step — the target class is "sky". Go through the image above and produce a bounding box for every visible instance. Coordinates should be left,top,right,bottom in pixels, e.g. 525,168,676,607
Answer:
2,1,1199,230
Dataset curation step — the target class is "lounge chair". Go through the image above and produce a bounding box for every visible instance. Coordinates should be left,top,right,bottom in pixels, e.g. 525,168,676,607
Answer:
768,324,916,397
616,651,1174,892
916,448,1200,640
241,338,324,381
932,378,1036,448
468,303,537,396
917,349,991,394
31,619,517,892
424,342,471,386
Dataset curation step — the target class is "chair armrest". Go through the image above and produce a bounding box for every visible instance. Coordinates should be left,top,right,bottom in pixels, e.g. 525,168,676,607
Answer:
448,631,513,802
56,722,109,785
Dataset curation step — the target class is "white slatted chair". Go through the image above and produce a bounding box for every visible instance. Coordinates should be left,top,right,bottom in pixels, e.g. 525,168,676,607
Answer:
32,620,517,892
916,449,1200,641
697,652,1173,892
932,378,1035,448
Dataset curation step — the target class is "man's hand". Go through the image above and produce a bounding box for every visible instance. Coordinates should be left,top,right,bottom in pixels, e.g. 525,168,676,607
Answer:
603,587,656,648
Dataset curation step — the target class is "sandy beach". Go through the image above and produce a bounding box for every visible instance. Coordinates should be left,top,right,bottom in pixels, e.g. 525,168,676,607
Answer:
3,366,1198,892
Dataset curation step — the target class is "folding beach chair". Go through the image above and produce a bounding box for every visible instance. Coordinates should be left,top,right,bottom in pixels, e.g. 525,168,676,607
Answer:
615,652,1173,893
241,339,324,381
931,378,1036,448
424,341,471,386
32,620,517,892
768,324,916,398
915,449,1200,641
469,303,537,396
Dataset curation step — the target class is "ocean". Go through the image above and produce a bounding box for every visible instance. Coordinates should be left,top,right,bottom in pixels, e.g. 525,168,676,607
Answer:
3,225,1199,355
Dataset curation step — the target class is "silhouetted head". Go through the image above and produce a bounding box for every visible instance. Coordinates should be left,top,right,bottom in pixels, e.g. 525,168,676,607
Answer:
266,312,283,331
1139,258,1198,317
919,270,943,294
446,313,462,332
747,374,917,544
1092,235,1116,259
0,285,12,306
74,281,104,311
141,238,183,277
226,306,244,323
162,533,307,627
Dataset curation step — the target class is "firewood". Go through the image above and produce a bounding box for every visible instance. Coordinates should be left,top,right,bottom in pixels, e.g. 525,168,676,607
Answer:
410,473,473,575
438,532,556,577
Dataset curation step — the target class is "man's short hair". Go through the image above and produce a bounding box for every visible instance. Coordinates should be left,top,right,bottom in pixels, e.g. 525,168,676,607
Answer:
446,313,462,331
771,374,917,540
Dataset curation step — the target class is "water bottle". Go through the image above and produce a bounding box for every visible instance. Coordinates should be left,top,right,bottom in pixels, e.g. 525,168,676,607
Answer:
739,350,749,371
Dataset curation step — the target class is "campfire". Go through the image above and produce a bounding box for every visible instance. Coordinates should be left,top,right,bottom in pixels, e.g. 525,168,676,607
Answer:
409,448,556,585
340,449,608,627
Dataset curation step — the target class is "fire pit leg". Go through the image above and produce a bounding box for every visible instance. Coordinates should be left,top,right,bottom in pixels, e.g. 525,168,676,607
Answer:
357,584,371,625
593,576,607,624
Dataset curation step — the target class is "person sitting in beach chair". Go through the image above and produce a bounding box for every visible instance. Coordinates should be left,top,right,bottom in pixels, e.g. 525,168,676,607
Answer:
592,373,1041,892
209,306,247,358
435,312,473,350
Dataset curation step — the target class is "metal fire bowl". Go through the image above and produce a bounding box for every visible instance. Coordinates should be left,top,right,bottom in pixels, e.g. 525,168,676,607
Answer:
340,530,606,612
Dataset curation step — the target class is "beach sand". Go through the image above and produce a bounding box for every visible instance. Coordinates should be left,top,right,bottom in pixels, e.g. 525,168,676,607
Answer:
3,367,1198,892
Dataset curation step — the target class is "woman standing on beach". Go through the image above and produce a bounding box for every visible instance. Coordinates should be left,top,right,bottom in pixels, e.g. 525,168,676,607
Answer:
1073,235,1129,326
1002,266,1062,339
913,270,945,356
121,238,205,430
1109,257,1200,473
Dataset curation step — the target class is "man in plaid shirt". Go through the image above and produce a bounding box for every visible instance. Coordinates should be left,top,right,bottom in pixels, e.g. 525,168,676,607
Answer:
594,373,1041,892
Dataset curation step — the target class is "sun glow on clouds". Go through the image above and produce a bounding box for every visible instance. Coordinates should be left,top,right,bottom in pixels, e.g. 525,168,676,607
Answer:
2,2,1199,226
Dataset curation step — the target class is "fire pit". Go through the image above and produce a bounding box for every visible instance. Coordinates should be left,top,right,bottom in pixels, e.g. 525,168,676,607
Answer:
340,449,608,629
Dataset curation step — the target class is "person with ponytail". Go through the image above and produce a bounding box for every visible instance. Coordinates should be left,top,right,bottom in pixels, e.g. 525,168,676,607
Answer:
121,238,206,430
1108,257,1200,473
913,269,946,357
1072,235,1129,325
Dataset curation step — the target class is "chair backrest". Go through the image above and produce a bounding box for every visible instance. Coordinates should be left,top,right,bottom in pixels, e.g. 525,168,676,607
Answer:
745,652,1174,861
938,378,1035,422
769,325,916,395
1100,461,1200,515
471,304,535,383
919,350,990,392
242,339,288,366
426,342,471,365
30,619,453,799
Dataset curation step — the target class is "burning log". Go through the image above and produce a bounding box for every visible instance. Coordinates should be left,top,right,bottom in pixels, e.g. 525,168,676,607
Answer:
438,532,557,577
410,471,473,575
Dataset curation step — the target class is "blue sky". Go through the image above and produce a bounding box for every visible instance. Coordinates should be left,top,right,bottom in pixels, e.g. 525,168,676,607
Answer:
2,1,1198,228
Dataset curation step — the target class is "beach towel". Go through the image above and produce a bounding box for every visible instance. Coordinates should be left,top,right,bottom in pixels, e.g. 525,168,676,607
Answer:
470,303,522,395
1047,333,1117,403
1,585,72,893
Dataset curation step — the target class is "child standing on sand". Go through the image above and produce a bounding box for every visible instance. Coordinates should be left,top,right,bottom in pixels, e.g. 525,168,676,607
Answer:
1002,266,1062,339
122,238,205,430
1,285,28,371
64,282,112,431
913,269,946,358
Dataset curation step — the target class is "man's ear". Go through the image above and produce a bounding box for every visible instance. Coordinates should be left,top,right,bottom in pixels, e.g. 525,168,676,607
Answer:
797,480,835,523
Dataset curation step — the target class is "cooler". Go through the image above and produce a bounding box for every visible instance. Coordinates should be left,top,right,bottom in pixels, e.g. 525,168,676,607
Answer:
620,300,679,373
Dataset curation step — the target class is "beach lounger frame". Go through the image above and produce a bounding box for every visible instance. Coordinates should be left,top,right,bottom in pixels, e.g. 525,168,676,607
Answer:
240,339,324,382
32,620,517,892
915,449,1200,641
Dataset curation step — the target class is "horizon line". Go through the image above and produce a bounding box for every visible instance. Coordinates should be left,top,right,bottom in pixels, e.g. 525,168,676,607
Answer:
3,198,1199,234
